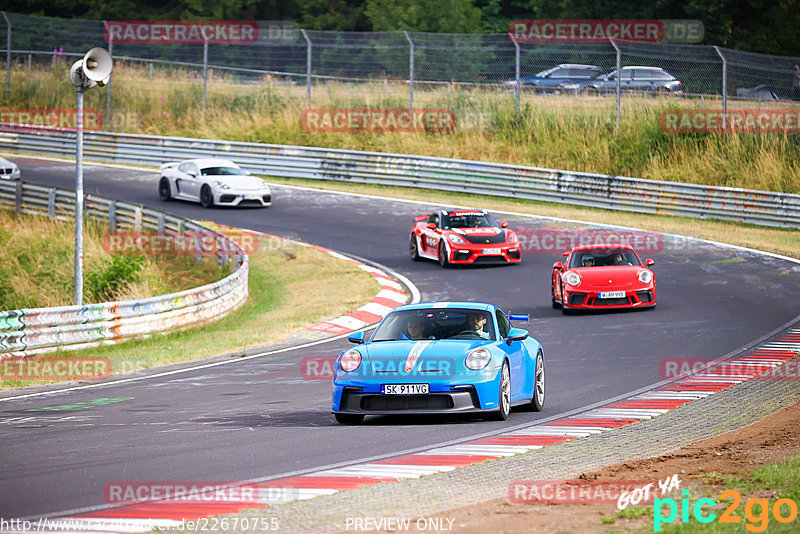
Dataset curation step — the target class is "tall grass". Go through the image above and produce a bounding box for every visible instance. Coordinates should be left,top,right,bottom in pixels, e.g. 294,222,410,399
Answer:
5,61,800,192
0,210,226,310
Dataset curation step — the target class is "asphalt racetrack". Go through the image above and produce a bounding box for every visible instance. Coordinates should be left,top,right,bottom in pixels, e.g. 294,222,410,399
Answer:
2,156,800,519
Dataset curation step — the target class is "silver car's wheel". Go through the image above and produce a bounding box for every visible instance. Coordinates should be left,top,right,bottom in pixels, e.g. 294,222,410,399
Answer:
158,177,172,201
200,184,214,208
490,361,511,421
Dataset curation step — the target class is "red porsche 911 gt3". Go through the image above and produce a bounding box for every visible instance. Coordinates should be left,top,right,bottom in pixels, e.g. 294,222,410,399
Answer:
551,244,655,313
409,209,521,267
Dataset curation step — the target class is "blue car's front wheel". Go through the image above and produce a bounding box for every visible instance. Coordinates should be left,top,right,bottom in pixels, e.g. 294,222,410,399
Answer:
489,361,511,421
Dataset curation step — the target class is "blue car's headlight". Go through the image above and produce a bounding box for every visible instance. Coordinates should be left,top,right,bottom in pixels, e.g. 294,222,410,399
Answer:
339,349,362,372
465,348,491,370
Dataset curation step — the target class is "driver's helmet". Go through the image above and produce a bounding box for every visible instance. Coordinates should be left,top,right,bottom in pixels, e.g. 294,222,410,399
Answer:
582,255,595,267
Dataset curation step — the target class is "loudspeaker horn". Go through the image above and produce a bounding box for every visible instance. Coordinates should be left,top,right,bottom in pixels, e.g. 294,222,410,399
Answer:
68,47,113,88
82,47,113,86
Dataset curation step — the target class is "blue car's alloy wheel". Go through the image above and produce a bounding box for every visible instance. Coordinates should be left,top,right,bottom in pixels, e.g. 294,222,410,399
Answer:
490,361,511,421
532,351,545,412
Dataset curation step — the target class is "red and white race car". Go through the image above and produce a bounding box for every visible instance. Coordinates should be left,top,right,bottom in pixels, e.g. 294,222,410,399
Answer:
409,209,521,267
551,244,655,313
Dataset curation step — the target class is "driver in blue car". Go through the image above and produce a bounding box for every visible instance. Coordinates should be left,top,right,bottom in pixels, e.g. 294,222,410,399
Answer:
466,313,490,339
403,316,428,340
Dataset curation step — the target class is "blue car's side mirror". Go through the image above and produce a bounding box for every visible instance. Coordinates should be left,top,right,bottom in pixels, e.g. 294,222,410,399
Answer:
506,328,529,345
508,314,529,322
348,331,365,344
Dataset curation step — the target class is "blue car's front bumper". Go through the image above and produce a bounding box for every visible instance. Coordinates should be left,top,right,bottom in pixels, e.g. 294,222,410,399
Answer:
331,367,502,415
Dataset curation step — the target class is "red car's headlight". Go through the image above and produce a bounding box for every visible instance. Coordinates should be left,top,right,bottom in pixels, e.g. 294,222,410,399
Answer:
506,230,518,243
638,270,653,284
565,272,581,287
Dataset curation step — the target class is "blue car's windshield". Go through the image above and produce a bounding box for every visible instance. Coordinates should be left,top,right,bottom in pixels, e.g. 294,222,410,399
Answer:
371,309,496,342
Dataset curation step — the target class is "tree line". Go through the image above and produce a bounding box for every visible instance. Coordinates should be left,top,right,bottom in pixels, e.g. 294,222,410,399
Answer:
5,0,798,56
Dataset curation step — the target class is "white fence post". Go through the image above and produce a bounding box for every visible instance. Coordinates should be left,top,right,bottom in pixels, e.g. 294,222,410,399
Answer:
301,29,311,107
404,31,414,112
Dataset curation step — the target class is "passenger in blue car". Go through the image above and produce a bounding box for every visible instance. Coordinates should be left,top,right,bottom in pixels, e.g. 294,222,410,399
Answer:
467,313,490,339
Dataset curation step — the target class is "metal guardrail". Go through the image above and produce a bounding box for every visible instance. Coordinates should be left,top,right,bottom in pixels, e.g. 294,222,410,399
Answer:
3,126,800,229
0,179,249,356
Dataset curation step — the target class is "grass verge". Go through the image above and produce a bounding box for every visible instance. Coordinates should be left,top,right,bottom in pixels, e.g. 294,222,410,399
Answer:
0,209,226,309
6,61,800,193
1,229,380,391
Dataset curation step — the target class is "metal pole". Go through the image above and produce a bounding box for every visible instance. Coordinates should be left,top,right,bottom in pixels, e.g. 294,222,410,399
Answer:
202,40,208,113
301,29,311,107
714,46,727,130
509,32,520,114
610,38,621,126
106,25,113,129
3,12,11,100
404,31,414,112
74,83,85,305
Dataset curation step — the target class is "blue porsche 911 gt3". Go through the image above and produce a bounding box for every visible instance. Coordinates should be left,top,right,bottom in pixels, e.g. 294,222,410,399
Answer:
331,302,545,424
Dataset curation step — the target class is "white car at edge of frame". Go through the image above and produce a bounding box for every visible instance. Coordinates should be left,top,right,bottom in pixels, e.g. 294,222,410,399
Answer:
0,156,21,180
158,158,271,208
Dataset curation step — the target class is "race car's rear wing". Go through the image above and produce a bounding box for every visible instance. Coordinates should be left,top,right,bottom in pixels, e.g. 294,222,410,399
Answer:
414,215,427,222
159,162,181,170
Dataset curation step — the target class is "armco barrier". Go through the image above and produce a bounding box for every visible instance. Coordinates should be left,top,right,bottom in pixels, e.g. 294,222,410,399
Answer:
0,180,248,357
3,127,800,228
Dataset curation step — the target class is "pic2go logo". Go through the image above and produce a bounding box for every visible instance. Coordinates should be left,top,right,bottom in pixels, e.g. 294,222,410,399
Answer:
654,489,798,532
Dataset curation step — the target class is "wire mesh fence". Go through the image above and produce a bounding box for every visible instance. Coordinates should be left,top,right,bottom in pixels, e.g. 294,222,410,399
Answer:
2,10,800,130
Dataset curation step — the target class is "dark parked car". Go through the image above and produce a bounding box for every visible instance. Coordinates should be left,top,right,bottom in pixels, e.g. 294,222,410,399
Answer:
560,66,683,94
504,64,605,92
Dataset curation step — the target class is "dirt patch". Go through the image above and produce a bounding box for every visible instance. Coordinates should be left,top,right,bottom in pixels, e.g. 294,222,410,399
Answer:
404,399,800,533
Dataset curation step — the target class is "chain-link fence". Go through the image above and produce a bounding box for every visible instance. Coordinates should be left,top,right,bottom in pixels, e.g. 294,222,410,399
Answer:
2,11,800,129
